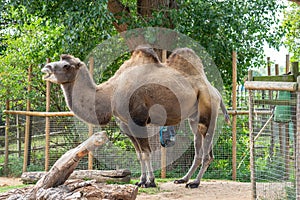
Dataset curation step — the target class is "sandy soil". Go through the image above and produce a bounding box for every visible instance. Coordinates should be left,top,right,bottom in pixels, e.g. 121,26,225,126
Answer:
136,180,252,200
0,177,252,200
0,177,22,187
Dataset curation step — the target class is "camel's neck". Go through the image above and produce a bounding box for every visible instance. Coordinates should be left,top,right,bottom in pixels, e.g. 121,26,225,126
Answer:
61,67,112,125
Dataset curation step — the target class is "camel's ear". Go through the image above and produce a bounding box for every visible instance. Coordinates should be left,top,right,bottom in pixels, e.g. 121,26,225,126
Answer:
60,54,83,69
75,62,82,69
60,54,74,61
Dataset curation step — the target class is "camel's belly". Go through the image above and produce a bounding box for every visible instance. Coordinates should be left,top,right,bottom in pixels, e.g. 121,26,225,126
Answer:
111,64,198,126
112,83,197,126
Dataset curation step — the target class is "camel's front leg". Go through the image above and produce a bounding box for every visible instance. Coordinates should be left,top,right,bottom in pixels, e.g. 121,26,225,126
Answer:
144,151,156,187
132,136,156,187
133,137,156,188
136,151,147,186
120,122,156,187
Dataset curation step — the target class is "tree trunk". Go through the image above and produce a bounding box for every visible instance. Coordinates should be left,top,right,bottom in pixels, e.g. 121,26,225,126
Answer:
108,0,177,32
289,0,300,5
21,169,131,184
137,0,176,17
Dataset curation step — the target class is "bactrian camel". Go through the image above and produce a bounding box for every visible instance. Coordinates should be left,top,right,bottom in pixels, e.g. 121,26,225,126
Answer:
42,46,230,188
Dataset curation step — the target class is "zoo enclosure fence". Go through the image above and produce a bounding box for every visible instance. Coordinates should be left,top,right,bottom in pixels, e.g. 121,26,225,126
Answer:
1,109,248,180
245,64,300,200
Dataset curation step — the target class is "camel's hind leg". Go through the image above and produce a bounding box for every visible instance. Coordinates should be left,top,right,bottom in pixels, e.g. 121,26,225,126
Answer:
185,110,218,189
174,118,206,185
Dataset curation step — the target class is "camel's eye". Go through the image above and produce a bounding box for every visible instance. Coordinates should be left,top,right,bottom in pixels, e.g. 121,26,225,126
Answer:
63,64,71,70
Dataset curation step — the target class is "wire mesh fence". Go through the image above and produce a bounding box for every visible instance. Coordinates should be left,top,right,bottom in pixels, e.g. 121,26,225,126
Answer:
249,89,296,199
0,111,250,181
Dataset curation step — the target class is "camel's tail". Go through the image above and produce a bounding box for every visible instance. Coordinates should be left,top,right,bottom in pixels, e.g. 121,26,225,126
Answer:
220,100,231,125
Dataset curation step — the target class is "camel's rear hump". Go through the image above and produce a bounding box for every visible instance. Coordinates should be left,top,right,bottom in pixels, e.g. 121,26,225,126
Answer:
166,48,205,76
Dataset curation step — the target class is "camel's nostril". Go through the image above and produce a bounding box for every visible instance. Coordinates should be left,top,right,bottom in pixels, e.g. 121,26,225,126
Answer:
41,65,52,73
41,66,53,80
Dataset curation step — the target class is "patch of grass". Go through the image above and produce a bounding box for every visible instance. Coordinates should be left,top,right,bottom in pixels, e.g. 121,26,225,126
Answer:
130,178,174,185
0,184,27,194
155,178,174,183
105,180,130,185
130,178,174,195
138,187,161,195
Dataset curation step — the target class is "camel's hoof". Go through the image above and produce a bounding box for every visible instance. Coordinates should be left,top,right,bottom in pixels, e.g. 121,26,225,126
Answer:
144,181,157,188
135,181,156,188
135,181,144,187
185,182,200,189
174,179,187,184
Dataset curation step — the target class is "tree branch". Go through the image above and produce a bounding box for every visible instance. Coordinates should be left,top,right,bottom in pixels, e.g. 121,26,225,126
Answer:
107,0,130,32
289,0,300,5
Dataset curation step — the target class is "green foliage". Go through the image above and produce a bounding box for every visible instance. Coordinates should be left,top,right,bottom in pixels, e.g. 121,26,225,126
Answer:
283,2,300,62
5,0,115,59
0,6,65,111
286,185,296,200
177,1,286,87
0,154,45,177
0,155,23,177
204,116,250,181
121,0,286,87
0,1,115,112
0,0,287,111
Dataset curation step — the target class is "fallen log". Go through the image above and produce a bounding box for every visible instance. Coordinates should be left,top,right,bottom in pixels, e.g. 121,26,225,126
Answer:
21,169,131,184
1,131,138,200
34,131,109,190
2,180,138,200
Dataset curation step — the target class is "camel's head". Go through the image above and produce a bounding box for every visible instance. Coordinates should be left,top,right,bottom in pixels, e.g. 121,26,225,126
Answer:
41,54,83,84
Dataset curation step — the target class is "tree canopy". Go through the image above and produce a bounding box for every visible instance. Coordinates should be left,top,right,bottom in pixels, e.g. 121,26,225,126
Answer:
283,2,300,62
0,0,287,111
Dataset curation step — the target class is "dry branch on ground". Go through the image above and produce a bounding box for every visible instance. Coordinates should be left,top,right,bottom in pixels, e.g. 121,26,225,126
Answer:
0,131,138,200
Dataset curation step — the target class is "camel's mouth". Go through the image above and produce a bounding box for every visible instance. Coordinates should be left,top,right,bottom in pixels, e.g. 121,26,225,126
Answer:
43,73,52,80
41,68,53,80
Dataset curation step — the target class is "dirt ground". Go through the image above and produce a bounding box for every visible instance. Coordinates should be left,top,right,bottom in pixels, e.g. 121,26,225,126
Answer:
0,177,22,187
0,177,252,200
136,180,252,200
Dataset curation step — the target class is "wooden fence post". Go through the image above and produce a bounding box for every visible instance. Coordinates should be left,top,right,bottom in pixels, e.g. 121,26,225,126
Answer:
161,49,167,179
88,56,94,170
267,57,275,162
286,54,290,74
275,64,279,76
284,56,290,180
232,51,237,181
23,65,32,172
4,99,10,175
296,75,300,200
292,62,299,81
17,114,21,157
267,57,271,76
45,58,51,171
248,70,257,200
